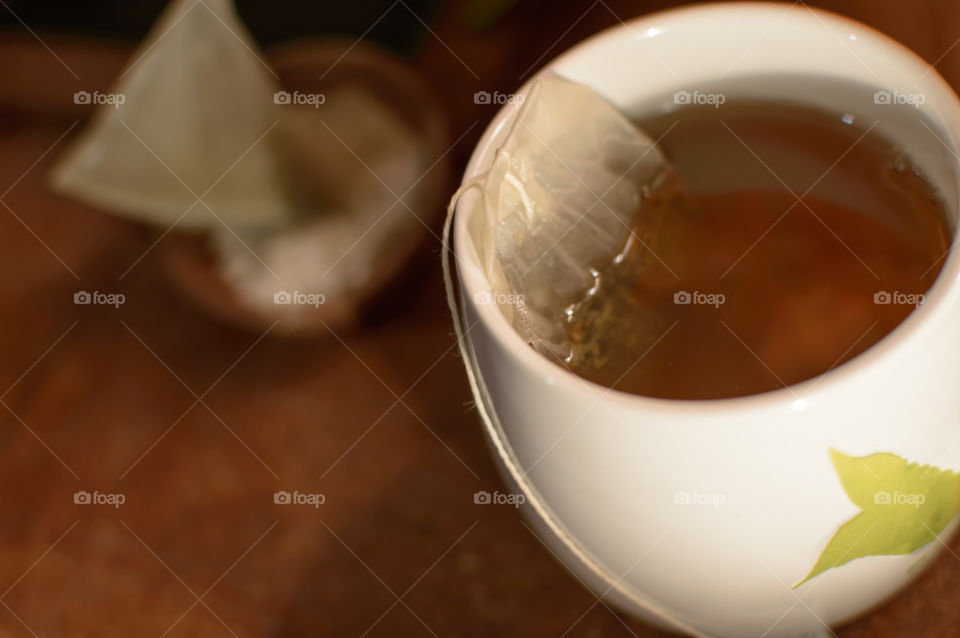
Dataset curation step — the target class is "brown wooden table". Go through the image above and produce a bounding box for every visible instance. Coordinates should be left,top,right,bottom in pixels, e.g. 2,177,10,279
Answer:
2,1,960,635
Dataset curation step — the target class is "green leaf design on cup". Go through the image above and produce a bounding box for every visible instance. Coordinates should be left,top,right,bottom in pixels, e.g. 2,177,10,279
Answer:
794,449,960,588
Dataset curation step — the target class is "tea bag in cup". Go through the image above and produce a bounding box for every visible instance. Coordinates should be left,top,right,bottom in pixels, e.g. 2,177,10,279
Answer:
466,76,673,360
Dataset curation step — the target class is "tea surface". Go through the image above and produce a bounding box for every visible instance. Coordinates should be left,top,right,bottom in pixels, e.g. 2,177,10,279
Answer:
561,99,951,400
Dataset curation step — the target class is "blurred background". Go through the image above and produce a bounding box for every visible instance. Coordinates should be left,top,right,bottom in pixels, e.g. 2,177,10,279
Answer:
1,0,959,635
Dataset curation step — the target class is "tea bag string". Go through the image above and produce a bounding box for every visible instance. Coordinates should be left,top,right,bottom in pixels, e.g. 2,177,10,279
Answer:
443,184,714,638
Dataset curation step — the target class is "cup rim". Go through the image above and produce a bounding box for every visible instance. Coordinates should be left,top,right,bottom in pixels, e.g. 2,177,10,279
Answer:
453,1,960,413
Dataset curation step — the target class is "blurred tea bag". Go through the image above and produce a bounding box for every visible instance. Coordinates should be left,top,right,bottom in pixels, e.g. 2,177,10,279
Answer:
474,76,671,359
212,84,427,315
51,0,294,230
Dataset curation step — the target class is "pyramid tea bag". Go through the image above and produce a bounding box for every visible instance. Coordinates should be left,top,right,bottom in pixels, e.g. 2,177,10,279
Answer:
51,0,434,331
52,0,295,230
469,76,672,359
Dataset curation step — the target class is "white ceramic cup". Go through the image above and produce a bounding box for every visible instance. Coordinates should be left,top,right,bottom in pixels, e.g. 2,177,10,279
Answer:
450,3,960,637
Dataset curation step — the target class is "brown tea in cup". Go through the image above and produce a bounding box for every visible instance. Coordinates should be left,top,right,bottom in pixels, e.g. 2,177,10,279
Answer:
561,96,951,400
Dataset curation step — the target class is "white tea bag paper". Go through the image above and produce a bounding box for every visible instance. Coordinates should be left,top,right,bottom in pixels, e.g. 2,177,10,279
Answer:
471,76,669,359
52,0,294,230
213,85,427,315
